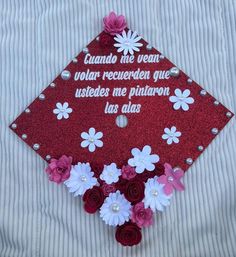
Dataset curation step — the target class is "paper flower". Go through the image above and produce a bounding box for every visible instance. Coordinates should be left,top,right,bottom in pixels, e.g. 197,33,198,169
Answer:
114,30,143,55
45,155,72,183
131,202,153,228
83,186,105,213
53,102,73,120
158,163,185,195
101,183,116,196
124,179,145,204
100,163,121,184
162,126,181,145
169,89,194,111
100,191,131,226
64,163,97,196
128,145,159,174
121,165,136,180
115,222,142,246
144,176,172,212
81,127,103,152
103,11,127,35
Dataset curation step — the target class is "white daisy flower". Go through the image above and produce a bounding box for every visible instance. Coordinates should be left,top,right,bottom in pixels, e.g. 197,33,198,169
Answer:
53,102,73,120
100,191,131,226
169,89,194,111
64,163,97,196
114,30,143,55
128,145,159,174
144,176,172,212
162,126,181,145
100,163,121,184
81,127,103,152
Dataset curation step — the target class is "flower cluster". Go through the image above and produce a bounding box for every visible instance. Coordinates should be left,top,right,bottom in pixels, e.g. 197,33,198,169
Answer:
45,145,185,247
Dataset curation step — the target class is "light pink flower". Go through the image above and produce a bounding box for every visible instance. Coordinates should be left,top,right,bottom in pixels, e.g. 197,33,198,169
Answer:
121,165,136,180
103,11,127,35
157,163,185,195
45,155,72,183
131,202,153,228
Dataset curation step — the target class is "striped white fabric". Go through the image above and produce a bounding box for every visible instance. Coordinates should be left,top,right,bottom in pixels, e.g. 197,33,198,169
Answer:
0,0,235,256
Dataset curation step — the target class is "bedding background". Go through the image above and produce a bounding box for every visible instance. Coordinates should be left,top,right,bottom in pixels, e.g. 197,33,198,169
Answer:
0,0,235,256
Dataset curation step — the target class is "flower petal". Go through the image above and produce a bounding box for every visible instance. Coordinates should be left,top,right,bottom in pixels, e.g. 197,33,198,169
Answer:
88,143,96,152
89,127,96,137
81,140,90,148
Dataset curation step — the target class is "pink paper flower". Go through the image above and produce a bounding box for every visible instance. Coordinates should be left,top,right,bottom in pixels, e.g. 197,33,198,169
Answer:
131,202,153,228
101,182,116,196
103,11,127,35
121,165,136,180
157,163,185,195
45,155,72,183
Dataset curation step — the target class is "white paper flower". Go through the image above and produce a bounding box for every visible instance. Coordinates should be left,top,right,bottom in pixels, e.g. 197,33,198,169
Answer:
53,102,73,120
100,163,121,184
100,191,131,226
169,89,194,111
81,127,103,152
114,30,143,55
64,163,97,196
162,126,181,145
144,176,172,212
128,145,159,174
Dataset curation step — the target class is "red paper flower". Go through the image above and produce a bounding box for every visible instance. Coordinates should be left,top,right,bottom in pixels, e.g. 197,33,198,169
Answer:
138,162,165,182
83,186,105,213
115,177,127,193
121,165,136,180
45,155,72,183
90,162,104,179
103,11,127,35
124,179,145,204
131,202,153,228
101,182,116,196
115,222,142,246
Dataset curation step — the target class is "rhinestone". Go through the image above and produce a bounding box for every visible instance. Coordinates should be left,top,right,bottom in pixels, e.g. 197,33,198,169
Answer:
151,189,158,196
168,176,174,182
96,36,100,42
80,175,87,182
200,89,207,96
214,100,219,106
45,155,51,160
21,134,27,140
146,44,152,50
169,67,180,77
111,203,120,212
197,145,204,151
33,143,40,150
39,94,45,100
83,47,89,54
159,55,165,60
25,108,31,113
211,128,218,135
50,82,56,88
186,158,193,165
61,70,71,80
11,123,17,129
72,58,78,63
226,112,232,118
187,78,193,84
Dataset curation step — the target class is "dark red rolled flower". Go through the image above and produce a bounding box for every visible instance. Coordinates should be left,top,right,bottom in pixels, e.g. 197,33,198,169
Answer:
83,186,105,214
115,177,127,193
138,163,165,182
115,222,142,246
90,162,104,179
124,179,144,204
99,33,114,48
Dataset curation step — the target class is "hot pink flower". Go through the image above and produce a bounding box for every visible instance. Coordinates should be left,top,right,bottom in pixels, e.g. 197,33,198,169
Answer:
45,155,72,183
103,11,127,35
157,163,185,195
121,165,136,180
131,202,153,228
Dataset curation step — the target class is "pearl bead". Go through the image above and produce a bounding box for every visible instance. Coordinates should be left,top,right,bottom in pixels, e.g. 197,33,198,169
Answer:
168,176,174,182
39,94,45,100
89,138,94,143
211,128,218,135
83,47,89,54
61,70,71,80
187,78,193,84
33,143,40,150
72,58,78,63
11,123,17,129
169,67,180,77
214,100,219,106
96,36,100,42
200,89,207,96
25,108,31,113
111,203,120,212
146,44,152,50
197,145,204,151
22,134,27,140
80,175,87,182
50,82,56,88
151,189,158,196
186,158,193,165
159,55,165,60
226,112,232,118
116,115,128,128
45,155,51,160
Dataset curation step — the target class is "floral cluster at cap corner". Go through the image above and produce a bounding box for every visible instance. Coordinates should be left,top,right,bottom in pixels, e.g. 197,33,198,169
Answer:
45,145,185,247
